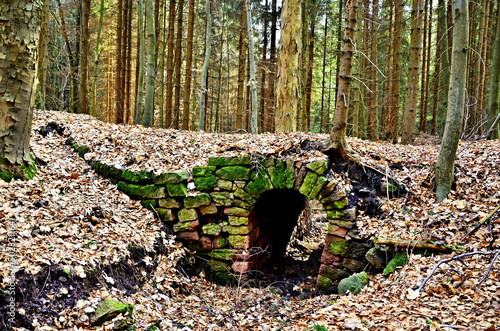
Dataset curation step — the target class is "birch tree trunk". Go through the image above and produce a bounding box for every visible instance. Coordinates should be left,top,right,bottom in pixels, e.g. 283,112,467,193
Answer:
436,0,469,201
246,0,259,133
0,0,42,180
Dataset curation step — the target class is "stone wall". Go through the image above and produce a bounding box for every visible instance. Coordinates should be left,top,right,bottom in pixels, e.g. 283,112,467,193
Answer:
67,138,369,293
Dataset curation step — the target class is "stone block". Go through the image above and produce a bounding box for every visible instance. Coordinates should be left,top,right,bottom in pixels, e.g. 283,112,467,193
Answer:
154,170,189,184
234,188,256,204
177,231,199,241
232,261,254,274
202,223,222,236
305,160,329,175
365,247,387,270
228,235,251,249
193,176,217,191
200,236,214,250
192,166,216,177
267,160,294,189
140,199,157,210
117,182,167,199
318,181,338,199
328,219,356,229
216,166,251,180
213,236,229,248
224,207,250,217
293,165,308,190
343,258,367,272
326,208,356,221
157,208,175,222
320,186,347,203
166,183,187,197
338,272,369,295
184,193,211,208
222,224,252,235
210,192,233,206
308,176,328,199
173,220,199,232
178,208,198,222
320,247,343,267
245,171,273,198
199,203,218,215
228,216,249,226
208,156,251,166
206,259,231,272
203,249,243,261
234,181,246,188
328,224,349,237
328,238,367,259
318,265,350,280
122,169,155,183
158,198,181,208
232,199,253,210
298,172,319,197
217,179,234,191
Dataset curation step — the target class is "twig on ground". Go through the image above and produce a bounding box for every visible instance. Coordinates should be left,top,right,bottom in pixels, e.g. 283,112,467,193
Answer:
372,237,452,252
463,205,500,239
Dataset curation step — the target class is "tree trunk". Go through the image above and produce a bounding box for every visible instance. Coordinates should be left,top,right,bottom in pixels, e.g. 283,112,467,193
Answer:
435,0,469,201
142,0,156,127
246,0,259,133
182,0,196,130
437,0,450,134
0,0,42,180
36,0,50,110
198,0,212,131
79,0,90,115
90,0,106,117
173,0,184,128
275,0,302,133
236,0,248,130
327,0,358,157
135,0,146,124
165,0,176,127
486,3,500,139
401,0,424,144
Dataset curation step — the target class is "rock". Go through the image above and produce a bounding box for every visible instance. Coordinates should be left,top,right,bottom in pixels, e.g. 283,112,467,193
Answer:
173,220,199,232
383,251,408,276
328,238,367,259
232,261,254,274
177,231,200,241
154,170,189,184
117,182,166,199
193,175,217,191
122,169,154,183
306,160,329,175
177,208,198,222
365,246,387,270
192,166,216,177
202,223,222,236
222,224,252,235
245,171,273,198
199,203,218,215
184,193,211,208
224,207,250,217
338,272,369,295
166,183,188,197
208,156,251,166
158,198,181,208
328,224,349,237
91,298,133,326
210,192,233,206
267,160,294,189
299,172,319,197
228,216,249,226
157,208,175,222
217,179,234,191
216,166,251,180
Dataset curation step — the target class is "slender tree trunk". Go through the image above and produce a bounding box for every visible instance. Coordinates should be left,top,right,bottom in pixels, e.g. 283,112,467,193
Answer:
367,0,379,140
90,0,106,117
79,0,90,114
135,0,146,124
486,3,500,139
0,0,42,180
436,0,469,201
236,0,248,130
142,0,156,127
182,0,196,130
260,0,269,132
401,0,424,144
115,0,124,123
198,0,212,131
320,10,329,133
246,0,259,133
275,0,302,133
36,0,50,110
327,0,358,157
437,0,450,134
173,0,184,128
267,0,278,132
165,0,176,127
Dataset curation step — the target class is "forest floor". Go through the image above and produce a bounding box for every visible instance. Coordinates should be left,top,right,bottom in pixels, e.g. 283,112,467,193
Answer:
0,110,499,331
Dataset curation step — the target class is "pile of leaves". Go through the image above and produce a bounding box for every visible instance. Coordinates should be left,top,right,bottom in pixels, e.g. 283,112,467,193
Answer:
0,110,498,330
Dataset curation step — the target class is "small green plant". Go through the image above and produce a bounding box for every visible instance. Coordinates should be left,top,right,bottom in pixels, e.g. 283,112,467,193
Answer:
309,325,329,331
84,240,97,248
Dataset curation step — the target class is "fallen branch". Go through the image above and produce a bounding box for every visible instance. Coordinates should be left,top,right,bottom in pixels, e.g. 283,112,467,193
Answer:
372,237,452,252
414,250,500,293
463,205,500,239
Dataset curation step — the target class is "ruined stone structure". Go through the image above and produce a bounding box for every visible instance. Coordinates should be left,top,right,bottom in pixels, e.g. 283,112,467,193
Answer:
67,139,371,293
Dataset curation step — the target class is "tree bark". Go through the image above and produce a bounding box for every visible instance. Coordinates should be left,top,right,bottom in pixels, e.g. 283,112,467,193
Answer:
246,0,259,133
436,0,469,201
486,3,500,139
182,0,196,130
236,0,248,130
79,0,90,115
142,0,156,127
0,0,42,180
275,0,302,133
198,0,212,131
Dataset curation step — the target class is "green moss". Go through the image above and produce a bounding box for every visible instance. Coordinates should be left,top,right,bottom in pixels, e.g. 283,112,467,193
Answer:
216,166,251,180
117,182,166,199
166,183,187,197
213,236,229,248
217,179,234,191
208,156,251,166
154,170,189,184
320,267,350,280
234,188,256,204
140,199,158,210
267,160,294,189
177,208,198,222
192,166,216,177
91,160,122,179
316,276,335,292
299,172,319,197
210,192,233,206
184,193,211,208
193,175,217,191
228,235,249,248
93,298,133,326
329,240,367,259
206,259,231,272
202,224,222,236
121,169,154,183
200,203,218,215
228,216,249,226
245,171,273,198
0,171,13,182
308,176,328,199
200,249,239,261
333,198,348,209
232,199,253,210
158,198,181,208
156,208,175,221
306,160,329,175
383,252,408,276
338,272,369,295
222,224,251,235
65,137,90,157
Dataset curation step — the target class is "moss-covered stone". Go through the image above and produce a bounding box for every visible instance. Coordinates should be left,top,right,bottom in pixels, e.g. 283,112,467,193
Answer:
306,160,329,175
245,171,273,198
173,220,199,232
320,185,347,203
338,272,369,295
208,156,251,166
206,259,231,273
166,182,187,197
332,197,348,209
320,267,350,280
228,235,250,248
299,172,319,197
343,258,367,272
200,203,218,215
225,207,250,217
366,247,387,270
91,160,122,179
232,199,253,210
328,219,356,229
217,179,234,191
158,198,181,208
117,182,166,199
210,192,233,206
328,239,367,259
140,199,158,210
65,138,90,158
157,208,175,221
234,188,256,204
193,175,217,191
122,169,154,183
222,224,252,235
200,249,241,261
213,236,229,248
192,166,216,177
316,276,337,293
0,157,37,181
202,224,222,236
184,193,211,208
154,170,189,184
177,208,198,222
326,208,356,221
228,216,249,226
308,176,328,199
383,252,408,276
92,298,133,326
216,166,251,180
267,160,294,189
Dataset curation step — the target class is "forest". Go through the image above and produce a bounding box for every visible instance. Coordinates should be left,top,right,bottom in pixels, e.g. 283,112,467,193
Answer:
36,0,500,139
